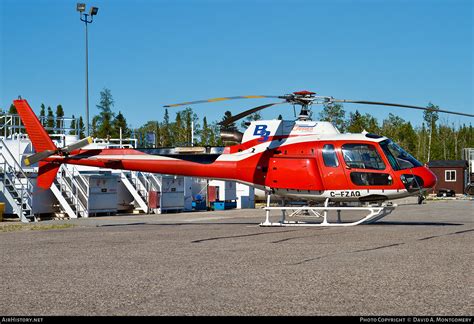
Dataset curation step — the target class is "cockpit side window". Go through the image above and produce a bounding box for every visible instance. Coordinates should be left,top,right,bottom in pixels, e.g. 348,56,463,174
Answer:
322,144,339,167
341,144,386,170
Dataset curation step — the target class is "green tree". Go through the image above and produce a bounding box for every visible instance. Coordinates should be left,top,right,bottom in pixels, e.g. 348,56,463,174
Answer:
381,113,406,140
91,115,100,137
40,104,46,126
346,110,365,133
200,117,210,146
423,103,439,161
112,111,131,139
173,112,185,146
221,111,237,132
55,104,64,133
69,115,76,135
78,116,85,139
211,121,223,146
241,111,262,129
46,106,54,134
95,88,116,138
319,103,346,132
8,104,17,114
136,121,160,147
398,122,418,156
179,107,200,146
161,108,171,146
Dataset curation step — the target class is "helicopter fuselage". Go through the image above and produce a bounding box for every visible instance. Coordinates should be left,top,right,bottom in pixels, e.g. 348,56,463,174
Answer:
43,119,437,203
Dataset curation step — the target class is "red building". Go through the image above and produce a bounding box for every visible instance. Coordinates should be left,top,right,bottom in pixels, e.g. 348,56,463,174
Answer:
427,160,468,195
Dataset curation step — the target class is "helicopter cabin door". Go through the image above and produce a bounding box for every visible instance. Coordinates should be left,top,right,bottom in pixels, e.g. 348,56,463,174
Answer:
317,143,349,191
339,142,396,201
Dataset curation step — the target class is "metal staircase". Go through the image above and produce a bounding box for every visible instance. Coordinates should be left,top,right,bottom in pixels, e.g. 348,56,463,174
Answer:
0,139,35,222
50,164,89,219
120,171,161,214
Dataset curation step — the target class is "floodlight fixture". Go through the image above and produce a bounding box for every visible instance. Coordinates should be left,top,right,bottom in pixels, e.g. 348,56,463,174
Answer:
90,7,99,16
77,3,86,12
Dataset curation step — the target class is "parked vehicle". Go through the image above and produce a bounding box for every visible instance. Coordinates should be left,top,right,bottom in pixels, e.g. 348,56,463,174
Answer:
436,188,456,197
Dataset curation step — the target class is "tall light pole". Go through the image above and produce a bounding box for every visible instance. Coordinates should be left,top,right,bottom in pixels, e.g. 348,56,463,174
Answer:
76,3,99,137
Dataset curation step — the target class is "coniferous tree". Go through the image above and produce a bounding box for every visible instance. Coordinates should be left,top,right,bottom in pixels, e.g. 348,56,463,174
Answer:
8,104,17,114
112,111,131,139
221,111,237,132
55,104,64,133
346,110,366,133
95,88,116,138
40,104,46,126
69,115,76,135
91,115,99,137
174,112,184,146
46,106,54,134
155,122,161,147
78,116,85,139
161,109,171,146
200,117,211,146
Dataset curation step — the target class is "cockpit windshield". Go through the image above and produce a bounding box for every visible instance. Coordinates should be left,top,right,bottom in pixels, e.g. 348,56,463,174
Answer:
380,139,423,170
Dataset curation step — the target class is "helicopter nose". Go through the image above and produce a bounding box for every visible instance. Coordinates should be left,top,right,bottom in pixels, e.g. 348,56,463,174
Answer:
418,166,437,189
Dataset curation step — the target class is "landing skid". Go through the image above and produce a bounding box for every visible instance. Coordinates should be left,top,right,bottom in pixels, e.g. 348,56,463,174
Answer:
260,196,396,227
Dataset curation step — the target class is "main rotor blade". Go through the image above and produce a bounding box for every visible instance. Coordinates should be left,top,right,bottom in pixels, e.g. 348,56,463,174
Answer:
24,150,56,166
62,136,93,153
331,99,474,118
164,95,280,108
219,102,287,127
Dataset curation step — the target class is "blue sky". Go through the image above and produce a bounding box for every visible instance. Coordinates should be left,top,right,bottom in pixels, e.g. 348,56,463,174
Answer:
1,0,472,131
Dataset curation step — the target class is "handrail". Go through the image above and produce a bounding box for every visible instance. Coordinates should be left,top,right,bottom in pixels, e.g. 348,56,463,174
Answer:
69,165,89,196
57,164,88,217
0,139,34,203
148,173,162,192
56,174,85,218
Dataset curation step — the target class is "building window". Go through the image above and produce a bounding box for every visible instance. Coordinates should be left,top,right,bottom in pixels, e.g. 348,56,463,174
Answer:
445,170,456,182
322,144,339,167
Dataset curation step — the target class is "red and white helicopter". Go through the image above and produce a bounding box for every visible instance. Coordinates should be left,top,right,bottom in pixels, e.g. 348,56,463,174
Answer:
13,91,474,226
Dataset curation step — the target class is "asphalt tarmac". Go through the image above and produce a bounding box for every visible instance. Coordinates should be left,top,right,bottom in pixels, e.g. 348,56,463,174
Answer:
1,200,472,316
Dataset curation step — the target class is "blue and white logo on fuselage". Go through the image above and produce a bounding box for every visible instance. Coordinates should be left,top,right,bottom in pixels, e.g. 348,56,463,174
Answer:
253,125,271,142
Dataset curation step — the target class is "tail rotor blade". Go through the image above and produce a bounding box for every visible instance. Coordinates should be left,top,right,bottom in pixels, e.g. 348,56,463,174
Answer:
62,136,93,153
23,137,93,166
24,150,56,166
331,99,474,118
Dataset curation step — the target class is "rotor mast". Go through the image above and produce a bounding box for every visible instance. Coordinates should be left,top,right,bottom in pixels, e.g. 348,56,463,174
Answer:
284,90,316,121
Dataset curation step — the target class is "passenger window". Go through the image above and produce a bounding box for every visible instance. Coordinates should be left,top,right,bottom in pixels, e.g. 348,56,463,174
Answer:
322,144,338,167
350,172,392,186
342,144,386,170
